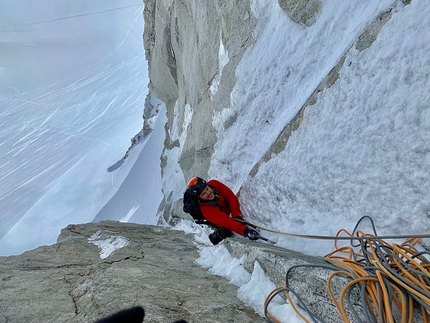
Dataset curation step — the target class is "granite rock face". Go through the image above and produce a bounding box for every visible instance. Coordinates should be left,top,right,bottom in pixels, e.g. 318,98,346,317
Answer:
0,221,372,323
278,0,322,26
0,221,363,323
0,222,265,323
143,0,257,181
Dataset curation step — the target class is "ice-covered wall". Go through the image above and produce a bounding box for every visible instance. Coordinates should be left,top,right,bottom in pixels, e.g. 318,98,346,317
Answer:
144,0,428,238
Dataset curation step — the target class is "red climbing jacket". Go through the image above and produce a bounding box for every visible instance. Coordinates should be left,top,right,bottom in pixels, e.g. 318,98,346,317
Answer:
199,179,248,235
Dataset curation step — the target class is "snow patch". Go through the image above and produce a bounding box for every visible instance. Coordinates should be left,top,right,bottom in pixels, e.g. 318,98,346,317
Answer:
196,241,302,323
210,37,229,98
196,244,251,286
88,230,130,259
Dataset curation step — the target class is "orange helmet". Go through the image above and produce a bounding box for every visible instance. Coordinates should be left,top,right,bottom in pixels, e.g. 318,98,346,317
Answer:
187,177,207,196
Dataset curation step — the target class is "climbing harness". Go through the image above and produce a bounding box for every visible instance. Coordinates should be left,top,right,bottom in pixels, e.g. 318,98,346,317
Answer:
238,216,430,323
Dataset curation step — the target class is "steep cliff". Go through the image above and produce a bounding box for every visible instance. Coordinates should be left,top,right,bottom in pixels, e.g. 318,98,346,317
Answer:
143,0,427,230
2,1,428,322
143,0,258,181
137,1,430,319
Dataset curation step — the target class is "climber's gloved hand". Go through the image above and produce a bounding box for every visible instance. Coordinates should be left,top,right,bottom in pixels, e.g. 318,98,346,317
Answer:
244,228,259,240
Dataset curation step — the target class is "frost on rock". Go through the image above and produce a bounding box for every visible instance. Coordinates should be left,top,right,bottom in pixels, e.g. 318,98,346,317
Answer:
88,230,130,259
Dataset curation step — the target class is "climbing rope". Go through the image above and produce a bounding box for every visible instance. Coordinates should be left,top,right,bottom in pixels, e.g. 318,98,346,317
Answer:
257,216,430,323
237,217,430,241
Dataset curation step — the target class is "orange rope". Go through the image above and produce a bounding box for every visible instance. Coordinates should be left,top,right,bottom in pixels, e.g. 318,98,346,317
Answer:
264,229,430,322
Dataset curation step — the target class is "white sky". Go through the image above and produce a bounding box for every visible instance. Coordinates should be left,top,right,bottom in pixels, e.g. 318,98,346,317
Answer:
1,0,429,322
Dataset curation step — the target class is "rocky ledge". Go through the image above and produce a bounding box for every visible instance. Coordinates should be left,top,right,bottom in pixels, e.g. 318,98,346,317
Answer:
0,221,358,323
0,222,265,323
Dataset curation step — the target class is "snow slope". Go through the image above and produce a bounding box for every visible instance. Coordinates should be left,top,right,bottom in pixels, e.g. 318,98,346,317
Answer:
0,0,152,255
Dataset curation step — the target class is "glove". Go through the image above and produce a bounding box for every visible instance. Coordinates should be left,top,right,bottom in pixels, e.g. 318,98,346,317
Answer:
244,228,259,240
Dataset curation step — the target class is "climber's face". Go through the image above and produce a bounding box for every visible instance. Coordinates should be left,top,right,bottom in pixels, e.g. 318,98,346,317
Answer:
199,186,214,201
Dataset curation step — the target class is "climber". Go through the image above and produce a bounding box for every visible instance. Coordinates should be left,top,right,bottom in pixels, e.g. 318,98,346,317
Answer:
185,176,259,245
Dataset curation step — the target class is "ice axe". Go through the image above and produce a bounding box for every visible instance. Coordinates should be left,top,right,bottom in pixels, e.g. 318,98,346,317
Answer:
255,234,276,244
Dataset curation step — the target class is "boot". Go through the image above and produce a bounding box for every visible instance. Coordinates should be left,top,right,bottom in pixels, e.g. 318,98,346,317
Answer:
208,226,233,245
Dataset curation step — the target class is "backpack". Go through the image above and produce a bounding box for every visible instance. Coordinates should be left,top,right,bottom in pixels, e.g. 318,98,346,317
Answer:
183,190,211,225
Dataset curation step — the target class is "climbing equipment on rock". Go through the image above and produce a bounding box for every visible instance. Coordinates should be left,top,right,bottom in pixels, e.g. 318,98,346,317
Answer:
261,216,430,323
233,218,276,244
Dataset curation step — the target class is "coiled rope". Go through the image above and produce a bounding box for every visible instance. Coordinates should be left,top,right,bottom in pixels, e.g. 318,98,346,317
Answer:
255,216,430,323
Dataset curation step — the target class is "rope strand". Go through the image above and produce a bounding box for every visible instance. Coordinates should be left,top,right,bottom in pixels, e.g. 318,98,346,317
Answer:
261,216,430,323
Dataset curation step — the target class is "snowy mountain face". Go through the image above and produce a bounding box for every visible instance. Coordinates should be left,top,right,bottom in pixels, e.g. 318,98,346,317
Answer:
148,0,430,255
1,0,429,262
1,1,429,321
